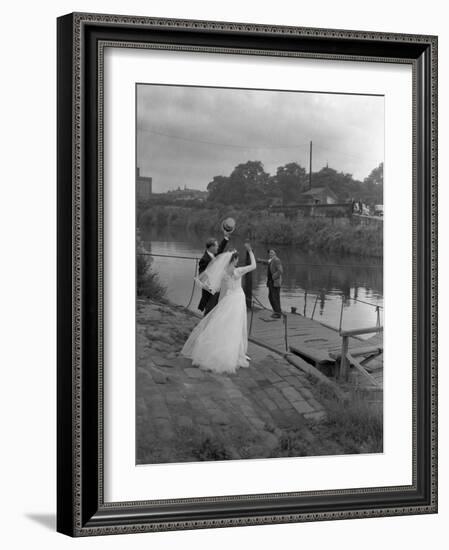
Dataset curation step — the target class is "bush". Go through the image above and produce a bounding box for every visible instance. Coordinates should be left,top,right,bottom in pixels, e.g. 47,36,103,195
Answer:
136,231,166,299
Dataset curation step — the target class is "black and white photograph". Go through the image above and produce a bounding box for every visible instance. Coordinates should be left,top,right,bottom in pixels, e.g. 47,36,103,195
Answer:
135,83,384,465
1,0,442,544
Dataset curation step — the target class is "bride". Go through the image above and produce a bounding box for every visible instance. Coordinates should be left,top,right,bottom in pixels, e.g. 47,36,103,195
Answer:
181,242,256,374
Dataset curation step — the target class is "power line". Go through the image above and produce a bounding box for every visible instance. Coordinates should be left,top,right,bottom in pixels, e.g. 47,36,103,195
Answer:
138,128,381,164
139,128,312,150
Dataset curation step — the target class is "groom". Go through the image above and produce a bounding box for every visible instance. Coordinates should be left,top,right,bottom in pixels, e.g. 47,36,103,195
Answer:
197,229,231,316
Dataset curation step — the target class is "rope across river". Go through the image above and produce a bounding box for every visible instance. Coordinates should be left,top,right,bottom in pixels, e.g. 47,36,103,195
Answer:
137,252,382,270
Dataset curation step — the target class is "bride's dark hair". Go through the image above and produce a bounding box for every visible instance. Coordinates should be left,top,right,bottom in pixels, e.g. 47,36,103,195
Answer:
229,251,239,264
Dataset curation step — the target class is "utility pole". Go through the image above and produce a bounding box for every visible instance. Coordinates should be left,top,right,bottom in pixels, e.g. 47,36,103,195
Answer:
308,140,313,190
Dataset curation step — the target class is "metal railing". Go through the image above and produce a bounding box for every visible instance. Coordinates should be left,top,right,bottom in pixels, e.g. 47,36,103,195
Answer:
337,295,383,333
293,289,383,332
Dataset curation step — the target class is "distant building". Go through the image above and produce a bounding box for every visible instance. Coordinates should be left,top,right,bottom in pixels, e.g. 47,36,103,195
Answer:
299,187,338,205
166,185,208,202
136,167,152,201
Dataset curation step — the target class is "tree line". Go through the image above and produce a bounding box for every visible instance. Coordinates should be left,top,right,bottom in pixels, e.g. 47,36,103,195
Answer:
206,160,383,207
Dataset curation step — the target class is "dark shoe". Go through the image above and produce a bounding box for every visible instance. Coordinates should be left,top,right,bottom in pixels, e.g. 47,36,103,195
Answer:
271,313,281,318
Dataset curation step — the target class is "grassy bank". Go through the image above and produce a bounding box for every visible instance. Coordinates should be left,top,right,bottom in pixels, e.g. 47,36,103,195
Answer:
138,205,382,257
271,378,383,457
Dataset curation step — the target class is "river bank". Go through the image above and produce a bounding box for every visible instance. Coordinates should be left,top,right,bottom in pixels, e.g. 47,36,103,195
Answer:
138,205,383,257
136,298,382,464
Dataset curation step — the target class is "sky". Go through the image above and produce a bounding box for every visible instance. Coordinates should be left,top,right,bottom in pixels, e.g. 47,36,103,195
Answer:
136,84,384,193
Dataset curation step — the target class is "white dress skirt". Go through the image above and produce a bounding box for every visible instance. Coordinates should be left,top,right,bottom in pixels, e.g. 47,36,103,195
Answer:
181,267,252,374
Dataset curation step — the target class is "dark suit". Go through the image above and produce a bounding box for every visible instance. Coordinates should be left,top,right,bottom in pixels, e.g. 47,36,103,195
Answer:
197,237,229,315
266,256,283,314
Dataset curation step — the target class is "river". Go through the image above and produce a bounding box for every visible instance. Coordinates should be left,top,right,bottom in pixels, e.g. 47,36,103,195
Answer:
141,226,383,333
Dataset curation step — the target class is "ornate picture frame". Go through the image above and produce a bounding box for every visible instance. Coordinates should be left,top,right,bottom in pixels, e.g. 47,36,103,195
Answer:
57,12,437,536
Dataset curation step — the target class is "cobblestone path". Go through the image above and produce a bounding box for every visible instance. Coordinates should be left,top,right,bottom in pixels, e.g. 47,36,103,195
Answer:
136,299,329,464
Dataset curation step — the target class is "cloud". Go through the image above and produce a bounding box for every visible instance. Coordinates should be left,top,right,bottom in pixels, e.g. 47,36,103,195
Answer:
137,84,384,192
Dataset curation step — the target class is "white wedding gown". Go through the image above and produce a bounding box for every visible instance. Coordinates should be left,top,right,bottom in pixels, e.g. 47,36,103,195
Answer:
181,259,255,374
